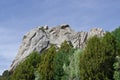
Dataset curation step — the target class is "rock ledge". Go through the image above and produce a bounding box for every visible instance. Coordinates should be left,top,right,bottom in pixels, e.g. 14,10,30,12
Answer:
9,24,105,71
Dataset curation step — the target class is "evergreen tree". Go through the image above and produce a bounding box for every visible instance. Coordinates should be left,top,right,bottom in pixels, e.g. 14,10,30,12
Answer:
53,41,74,80
53,50,65,80
101,32,117,79
112,27,120,56
112,27,120,41
11,51,41,80
79,33,117,80
112,27,120,80
64,49,82,80
0,70,11,80
113,56,120,80
38,44,56,80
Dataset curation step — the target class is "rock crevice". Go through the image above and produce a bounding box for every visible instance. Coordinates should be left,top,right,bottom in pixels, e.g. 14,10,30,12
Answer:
9,24,105,71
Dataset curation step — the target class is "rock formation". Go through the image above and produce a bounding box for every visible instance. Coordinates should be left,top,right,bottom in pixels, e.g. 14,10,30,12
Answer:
9,24,105,71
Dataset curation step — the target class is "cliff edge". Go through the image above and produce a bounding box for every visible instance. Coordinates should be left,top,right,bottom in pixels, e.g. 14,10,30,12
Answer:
9,24,105,71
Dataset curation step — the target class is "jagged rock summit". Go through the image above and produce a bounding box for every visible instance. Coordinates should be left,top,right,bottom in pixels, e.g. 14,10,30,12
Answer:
9,24,105,71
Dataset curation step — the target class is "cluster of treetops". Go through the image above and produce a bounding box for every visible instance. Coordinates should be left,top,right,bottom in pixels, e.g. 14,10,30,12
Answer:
1,27,120,80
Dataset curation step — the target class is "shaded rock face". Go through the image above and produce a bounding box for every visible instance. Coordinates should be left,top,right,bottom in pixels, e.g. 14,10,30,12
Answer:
9,24,105,71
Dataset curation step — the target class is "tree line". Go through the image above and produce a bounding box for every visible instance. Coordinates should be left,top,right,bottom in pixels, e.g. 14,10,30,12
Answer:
1,27,120,80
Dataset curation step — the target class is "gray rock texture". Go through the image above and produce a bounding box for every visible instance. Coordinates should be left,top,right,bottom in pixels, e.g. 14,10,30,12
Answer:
9,24,105,71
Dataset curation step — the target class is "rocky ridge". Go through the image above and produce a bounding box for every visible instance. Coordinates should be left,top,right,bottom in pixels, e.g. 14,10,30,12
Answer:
9,24,105,71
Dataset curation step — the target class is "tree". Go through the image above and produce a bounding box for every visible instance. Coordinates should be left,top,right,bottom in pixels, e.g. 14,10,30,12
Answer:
112,27,120,56
112,26,120,41
53,41,74,80
59,40,73,54
38,44,56,80
113,56,120,80
79,33,117,80
112,27,120,80
101,32,117,79
63,49,82,80
0,70,11,80
11,51,41,80
80,36,103,80
53,50,65,80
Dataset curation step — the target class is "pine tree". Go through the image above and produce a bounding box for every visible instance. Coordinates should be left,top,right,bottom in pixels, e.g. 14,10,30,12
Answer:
112,27,120,80
53,41,74,80
11,51,41,80
79,33,117,80
65,49,82,80
112,27,120,56
38,44,56,80
113,56,120,80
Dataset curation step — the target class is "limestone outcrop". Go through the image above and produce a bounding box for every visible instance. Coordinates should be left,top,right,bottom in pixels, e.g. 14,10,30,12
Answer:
9,24,105,71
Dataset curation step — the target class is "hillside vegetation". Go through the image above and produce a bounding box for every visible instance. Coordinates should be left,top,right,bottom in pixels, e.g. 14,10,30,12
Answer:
1,27,120,80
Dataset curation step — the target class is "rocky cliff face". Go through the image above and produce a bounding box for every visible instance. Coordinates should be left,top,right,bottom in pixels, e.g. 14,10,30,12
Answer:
9,24,105,71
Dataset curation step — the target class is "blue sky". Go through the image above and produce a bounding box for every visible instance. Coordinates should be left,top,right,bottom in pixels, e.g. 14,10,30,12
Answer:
0,0,120,75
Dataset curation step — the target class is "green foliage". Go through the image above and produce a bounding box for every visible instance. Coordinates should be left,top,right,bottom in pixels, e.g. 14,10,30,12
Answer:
38,44,56,80
4,27,120,80
79,33,118,80
112,27,120,56
0,70,11,80
53,41,74,80
2,70,9,77
0,75,2,80
53,51,65,80
102,32,117,56
113,56,120,80
59,40,73,53
11,51,41,80
112,26,120,41
34,71,40,80
101,32,117,79
63,49,82,80
80,36,103,80
113,27,120,79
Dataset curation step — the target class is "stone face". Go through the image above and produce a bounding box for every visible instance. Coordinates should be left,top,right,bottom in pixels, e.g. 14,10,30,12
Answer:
88,28,105,38
9,28,49,70
9,24,105,71
71,31,88,49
